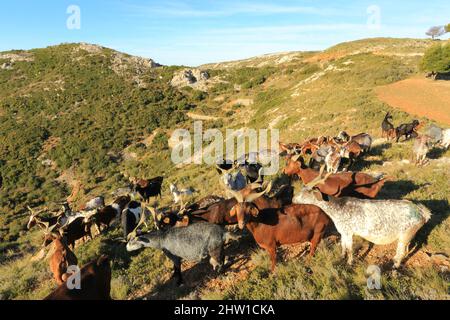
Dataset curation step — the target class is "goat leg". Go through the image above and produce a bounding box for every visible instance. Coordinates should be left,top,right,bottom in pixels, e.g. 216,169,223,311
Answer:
164,250,183,286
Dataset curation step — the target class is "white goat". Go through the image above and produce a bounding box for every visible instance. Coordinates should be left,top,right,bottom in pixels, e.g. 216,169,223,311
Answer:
293,188,431,268
440,129,450,149
169,183,195,204
83,196,105,210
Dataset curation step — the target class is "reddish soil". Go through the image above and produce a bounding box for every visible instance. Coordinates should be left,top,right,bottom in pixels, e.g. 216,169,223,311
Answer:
376,77,450,125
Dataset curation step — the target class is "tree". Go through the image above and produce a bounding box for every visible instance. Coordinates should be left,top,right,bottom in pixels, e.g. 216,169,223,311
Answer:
426,26,446,39
420,43,450,74
446,24,450,33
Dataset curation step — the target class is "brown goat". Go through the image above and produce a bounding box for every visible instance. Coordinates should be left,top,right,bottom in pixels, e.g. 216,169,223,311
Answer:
182,182,288,226
229,189,331,271
48,235,78,285
283,155,386,198
44,255,112,300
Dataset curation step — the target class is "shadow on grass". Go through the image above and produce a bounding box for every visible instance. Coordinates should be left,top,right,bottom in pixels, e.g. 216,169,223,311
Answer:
99,238,133,270
377,180,427,200
369,142,392,157
428,147,448,160
350,159,384,171
401,199,450,266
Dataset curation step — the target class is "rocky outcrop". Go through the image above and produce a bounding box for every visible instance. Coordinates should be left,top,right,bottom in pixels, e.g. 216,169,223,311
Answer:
1,62,13,70
170,68,211,90
110,53,160,76
0,52,34,63
0,52,34,70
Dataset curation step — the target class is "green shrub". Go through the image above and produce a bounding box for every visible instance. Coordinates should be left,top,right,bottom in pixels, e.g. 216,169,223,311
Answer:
420,43,450,73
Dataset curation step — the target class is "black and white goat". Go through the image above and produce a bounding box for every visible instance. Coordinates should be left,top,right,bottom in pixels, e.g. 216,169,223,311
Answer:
121,200,148,239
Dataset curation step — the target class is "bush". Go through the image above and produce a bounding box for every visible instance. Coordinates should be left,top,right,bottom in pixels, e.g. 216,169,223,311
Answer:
420,43,450,73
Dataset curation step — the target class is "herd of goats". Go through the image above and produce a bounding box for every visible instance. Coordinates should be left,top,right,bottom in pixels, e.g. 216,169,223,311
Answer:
25,113,450,300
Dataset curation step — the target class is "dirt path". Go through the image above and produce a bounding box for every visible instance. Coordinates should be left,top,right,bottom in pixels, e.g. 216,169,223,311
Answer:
376,77,450,125
187,112,219,121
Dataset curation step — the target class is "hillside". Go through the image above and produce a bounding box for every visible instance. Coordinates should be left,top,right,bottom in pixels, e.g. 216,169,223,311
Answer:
0,38,449,300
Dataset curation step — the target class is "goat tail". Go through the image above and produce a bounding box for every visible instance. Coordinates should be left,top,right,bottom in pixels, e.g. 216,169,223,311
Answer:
417,204,432,223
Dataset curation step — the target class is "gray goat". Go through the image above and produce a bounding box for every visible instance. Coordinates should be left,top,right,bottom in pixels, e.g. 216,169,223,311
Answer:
293,188,431,268
126,222,234,285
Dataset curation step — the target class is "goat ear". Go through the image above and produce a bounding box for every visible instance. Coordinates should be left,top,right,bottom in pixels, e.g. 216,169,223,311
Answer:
313,190,324,201
250,206,259,217
181,215,189,225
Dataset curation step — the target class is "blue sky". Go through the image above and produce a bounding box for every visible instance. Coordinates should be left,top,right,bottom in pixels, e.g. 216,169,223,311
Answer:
0,0,449,66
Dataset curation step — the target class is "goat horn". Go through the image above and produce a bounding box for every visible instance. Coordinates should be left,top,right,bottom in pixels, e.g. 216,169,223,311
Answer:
247,182,262,191
292,154,302,162
244,181,272,203
305,165,331,189
228,188,244,203
215,165,227,174
147,206,158,226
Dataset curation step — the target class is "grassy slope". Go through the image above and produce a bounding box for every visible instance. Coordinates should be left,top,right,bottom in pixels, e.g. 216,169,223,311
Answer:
0,38,449,300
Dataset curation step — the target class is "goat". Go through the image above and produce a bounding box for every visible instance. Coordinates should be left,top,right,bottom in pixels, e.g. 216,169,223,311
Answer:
80,196,105,211
395,120,420,142
215,159,234,173
240,162,264,184
279,142,302,155
26,206,61,230
47,235,78,285
216,165,247,191
228,186,331,271
338,132,372,153
293,188,431,268
325,147,342,173
152,207,190,230
44,255,112,300
309,145,333,169
186,195,224,212
55,216,93,249
300,141,320,156
91,195,131,233
121,200,147,239
169,183,195,204
413,135,433,166
440,129,450,149
131,176,163,202
339,141,363,170
184,182,287,227
126,222,232,286
381,112,395,140
153,195,229,230
283,155,386,199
